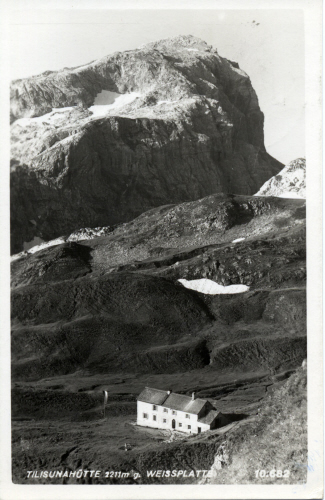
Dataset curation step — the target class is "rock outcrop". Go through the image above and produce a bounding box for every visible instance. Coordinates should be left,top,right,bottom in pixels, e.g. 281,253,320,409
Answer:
255,157,306,198
10,35,283,253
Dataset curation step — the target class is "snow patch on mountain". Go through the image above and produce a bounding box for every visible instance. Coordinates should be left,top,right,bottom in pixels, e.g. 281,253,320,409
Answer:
255,158,306,198
67,226,112,241
15,107,76,127
11,226,113,261
178,278,249,295
28,237,66,253
89,92,141,118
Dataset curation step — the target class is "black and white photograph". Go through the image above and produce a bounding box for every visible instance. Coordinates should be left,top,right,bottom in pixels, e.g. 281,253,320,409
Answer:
1,0,323,498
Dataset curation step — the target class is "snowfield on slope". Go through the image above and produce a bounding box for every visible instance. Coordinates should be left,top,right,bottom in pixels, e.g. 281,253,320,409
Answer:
14,107,76,127
178,278,249,295
11,226,112,261
89,92,141,118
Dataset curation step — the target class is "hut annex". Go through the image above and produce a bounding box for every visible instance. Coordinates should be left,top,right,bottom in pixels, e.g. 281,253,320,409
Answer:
137,387,228,434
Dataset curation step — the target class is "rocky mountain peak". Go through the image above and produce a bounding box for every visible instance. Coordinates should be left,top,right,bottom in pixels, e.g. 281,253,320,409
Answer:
256,157,306,198
10,35,249,122
141,34,215,52
10,36,283,253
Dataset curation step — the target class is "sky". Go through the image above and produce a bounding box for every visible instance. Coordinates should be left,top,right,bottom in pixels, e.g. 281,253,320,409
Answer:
8,8,305,165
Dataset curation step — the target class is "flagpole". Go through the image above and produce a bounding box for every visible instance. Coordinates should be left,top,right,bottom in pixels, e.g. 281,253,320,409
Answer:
103,390,108,420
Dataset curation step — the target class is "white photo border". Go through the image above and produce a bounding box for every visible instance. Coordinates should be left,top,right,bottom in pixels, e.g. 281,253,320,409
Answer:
0,0,322,498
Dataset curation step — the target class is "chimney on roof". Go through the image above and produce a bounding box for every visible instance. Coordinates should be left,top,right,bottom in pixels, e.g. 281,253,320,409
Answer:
192,392,195,400
167,390,172,395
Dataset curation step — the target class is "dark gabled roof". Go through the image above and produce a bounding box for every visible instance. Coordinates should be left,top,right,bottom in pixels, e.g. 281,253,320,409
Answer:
198,410,220,425
162,392,207,414
137,387,169,405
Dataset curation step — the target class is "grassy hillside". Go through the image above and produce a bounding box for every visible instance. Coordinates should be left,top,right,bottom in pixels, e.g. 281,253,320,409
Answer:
208,365,307,484
11,193,306,484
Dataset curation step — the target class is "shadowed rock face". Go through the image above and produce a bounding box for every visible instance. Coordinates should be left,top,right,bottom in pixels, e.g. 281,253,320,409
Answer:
10,35,283,253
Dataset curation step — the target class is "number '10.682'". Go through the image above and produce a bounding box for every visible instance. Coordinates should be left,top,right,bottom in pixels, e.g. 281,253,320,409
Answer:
255,470,290,478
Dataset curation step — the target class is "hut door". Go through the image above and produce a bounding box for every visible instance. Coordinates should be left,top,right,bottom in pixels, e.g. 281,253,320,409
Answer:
172,419,176,429
198,427,201,434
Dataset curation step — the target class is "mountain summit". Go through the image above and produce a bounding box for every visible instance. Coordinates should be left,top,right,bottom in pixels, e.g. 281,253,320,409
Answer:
10,35,283,253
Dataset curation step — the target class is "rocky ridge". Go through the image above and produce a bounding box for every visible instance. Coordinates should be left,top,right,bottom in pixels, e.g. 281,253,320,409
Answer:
256,157,306,198
10,35,282,253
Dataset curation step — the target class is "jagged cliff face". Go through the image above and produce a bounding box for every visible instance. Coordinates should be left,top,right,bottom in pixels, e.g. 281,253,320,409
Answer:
10,35,283,253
